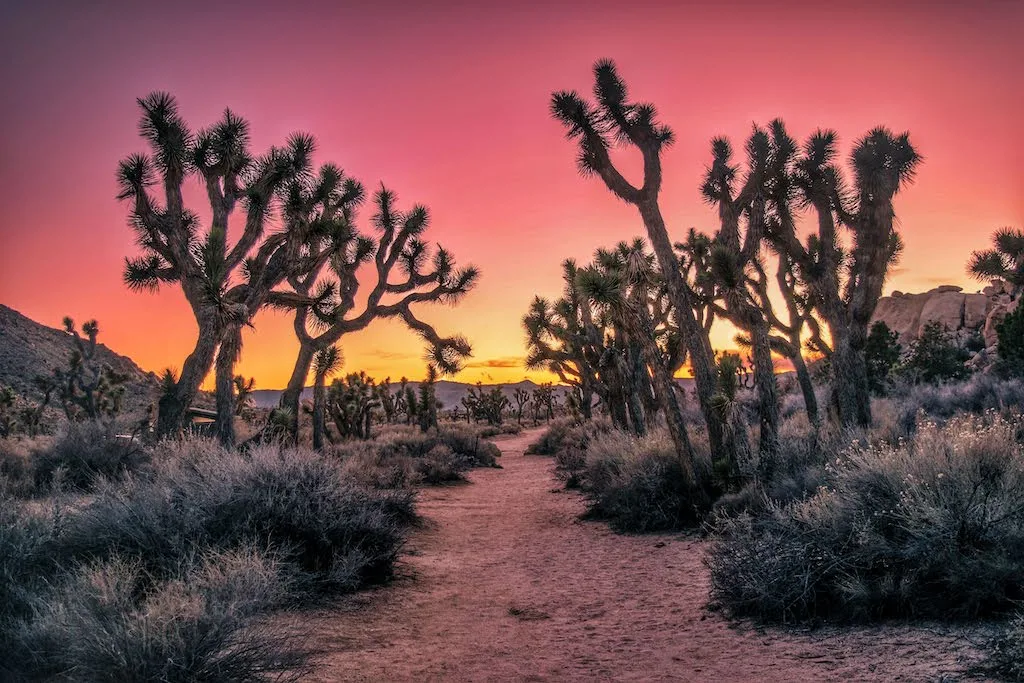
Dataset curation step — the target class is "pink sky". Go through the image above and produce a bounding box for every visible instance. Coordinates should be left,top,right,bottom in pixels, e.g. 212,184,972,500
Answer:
1,1,1021,387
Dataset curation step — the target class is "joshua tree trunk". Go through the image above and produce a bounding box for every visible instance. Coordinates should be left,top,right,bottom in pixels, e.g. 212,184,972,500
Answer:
638,199,728,464
281,341,316,439
214,324,242,448
830,327,872,427
157,314,222,438
749,321,779,481
790,349,819,427
636,320,698,487
312,372,327,450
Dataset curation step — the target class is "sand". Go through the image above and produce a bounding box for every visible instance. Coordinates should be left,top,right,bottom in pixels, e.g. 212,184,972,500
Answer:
284,428,994,682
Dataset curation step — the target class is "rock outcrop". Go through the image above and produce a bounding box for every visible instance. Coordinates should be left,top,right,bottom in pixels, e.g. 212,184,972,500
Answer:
870,280,1018,370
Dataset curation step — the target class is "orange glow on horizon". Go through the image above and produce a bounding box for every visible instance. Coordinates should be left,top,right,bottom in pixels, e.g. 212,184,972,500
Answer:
1,2,1020,390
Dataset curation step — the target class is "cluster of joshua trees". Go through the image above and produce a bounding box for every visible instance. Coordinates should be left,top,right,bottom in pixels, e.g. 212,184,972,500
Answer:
527,60,922,485
117,94,478,446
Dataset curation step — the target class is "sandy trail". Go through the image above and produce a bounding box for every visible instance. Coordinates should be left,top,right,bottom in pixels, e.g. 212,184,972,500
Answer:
288,428,991,682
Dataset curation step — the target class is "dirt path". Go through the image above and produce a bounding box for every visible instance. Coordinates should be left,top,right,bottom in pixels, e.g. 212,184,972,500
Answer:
289,428,991,682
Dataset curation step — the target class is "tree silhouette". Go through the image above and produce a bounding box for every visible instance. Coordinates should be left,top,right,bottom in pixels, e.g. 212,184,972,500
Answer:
279,187,478,440
968,227,1024,297
117,93,343,440
765,121,921,427
551,60,729,463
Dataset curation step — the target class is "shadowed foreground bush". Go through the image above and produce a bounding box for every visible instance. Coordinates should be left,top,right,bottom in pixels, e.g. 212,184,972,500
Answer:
582,430,706,532
987,612,1024,681
8,550,309,682
57,442,416,596
707,413,1024,622
32,422,150,493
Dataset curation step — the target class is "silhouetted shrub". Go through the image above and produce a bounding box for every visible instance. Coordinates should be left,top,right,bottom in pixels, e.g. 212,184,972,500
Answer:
32,422,150,492
11,550,308,682
56,442,416,596
551,419,615,487
899,321,970,384
865,321,902,395
708,413,1024,622
0,496,57,666
996,304,1024,377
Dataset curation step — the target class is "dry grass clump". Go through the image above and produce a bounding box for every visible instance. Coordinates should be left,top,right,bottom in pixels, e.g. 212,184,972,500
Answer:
707,413,1024,622
31,422,150,493
580,429,709,532
8,550,309,682
57,441,416,596
524,417,578,455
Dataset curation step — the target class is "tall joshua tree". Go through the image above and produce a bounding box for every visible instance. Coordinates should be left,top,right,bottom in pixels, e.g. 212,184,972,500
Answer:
551,60,728,462
117,93,324,438
968,227,1024,298
279,187,478,439
700,129,781,477
765,121,921,427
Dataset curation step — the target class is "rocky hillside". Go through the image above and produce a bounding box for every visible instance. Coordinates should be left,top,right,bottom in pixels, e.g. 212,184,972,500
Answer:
871,279,1019,368
0,304,159,418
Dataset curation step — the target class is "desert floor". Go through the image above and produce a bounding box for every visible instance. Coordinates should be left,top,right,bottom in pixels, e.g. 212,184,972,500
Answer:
283,428,994,682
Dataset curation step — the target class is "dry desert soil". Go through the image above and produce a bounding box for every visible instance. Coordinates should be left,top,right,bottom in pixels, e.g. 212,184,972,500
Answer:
281,428,994,682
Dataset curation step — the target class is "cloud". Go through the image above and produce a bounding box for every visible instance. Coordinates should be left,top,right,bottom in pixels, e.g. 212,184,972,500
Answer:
369,350,418,360
464,356,524,369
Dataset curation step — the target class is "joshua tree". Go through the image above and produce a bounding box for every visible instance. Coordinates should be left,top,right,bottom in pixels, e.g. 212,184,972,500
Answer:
968,227,1024,298
117,93,338,439
40,317,129,423
311,346,342,449
576,241,699,482
700,129,782,477
464,383,510,426
326,370,380,440
532,383,556,423
764,121,921,427
512,387,531,425
524,260,605,420
279,187,478,440
551,60,728,463
417,365,440,432
232,376,256,416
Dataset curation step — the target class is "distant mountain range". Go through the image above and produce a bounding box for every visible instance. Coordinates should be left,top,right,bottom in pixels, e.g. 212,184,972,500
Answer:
0,304,160,419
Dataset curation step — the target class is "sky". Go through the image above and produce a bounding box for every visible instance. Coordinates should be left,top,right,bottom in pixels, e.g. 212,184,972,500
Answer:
1,0,1021,389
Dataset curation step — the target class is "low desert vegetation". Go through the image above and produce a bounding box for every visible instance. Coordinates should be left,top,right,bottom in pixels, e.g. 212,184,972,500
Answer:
0,435,429,681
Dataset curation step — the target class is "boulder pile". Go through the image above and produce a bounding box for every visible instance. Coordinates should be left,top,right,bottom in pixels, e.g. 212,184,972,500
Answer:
870,279,1018,370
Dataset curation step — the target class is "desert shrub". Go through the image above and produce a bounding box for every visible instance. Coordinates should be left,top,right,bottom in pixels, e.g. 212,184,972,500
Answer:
0,497,58,662
551,419,615,487
865,321,902,395
371,423,500,469
899,321,970,384
55,442,416,597
579,429,708,532
525,417,577,455
708,413,1024,622
996,303,1024,377
0,439,35,497
890,374,1024,434
411,445,468,485
987,611,1024,681
32,422,150,492
11,549,308,682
